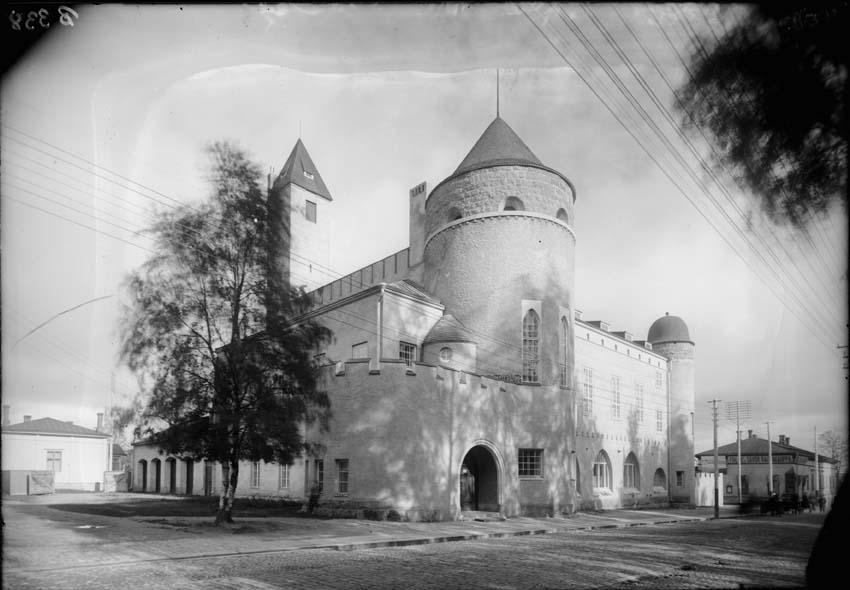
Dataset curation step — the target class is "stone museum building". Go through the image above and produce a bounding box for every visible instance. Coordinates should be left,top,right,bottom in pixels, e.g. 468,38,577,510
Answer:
133,114,696,519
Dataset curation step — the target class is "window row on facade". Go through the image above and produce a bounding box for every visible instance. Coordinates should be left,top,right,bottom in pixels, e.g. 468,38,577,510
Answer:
445,199,571,224
581,367,666,430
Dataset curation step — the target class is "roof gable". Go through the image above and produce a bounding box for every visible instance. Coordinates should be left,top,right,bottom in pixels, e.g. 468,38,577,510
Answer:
274,138,332,201
2,417,109,438
424,314,476,344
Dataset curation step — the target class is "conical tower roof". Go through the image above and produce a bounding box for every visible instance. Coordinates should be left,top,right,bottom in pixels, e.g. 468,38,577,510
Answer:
275,138,332,201
454,116,543,176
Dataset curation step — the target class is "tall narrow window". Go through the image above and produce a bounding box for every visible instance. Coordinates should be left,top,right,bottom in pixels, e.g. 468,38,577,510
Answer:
316,459,324,491
522,310,540,383
583,367,593,416
336,459,349,494
305,200,317,223
46,450,62,473
635,382,644,422
611,376,621,418
623,453,640,489
559,316,569,388
279,464,291,489
656,409,663,432
250,461,261,488
399,341,417,366
655,370,663,389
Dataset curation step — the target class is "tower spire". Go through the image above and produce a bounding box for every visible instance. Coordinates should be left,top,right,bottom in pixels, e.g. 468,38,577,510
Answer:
496,69,500,118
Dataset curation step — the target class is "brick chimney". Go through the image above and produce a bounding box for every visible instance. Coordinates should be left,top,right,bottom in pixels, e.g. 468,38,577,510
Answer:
97,413,104,432
2,405,9,426
779,434,787,445
23,415,32,422
747,429,752,439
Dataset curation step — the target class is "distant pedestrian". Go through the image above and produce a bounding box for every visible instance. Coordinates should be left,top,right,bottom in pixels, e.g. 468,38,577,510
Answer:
818,494,826,512
802,493,810,512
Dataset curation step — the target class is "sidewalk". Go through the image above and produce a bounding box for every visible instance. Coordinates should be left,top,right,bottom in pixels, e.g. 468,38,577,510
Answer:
2,499,747,574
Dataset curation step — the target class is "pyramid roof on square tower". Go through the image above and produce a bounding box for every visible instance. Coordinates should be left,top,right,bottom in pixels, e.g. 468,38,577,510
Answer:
275,138,332,201
454,116,543,176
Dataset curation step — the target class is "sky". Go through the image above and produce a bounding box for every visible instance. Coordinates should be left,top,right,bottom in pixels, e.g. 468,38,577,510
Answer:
1,3,847,456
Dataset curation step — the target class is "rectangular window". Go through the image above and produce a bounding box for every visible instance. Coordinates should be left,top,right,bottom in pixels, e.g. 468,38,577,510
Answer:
656,409,663,432
611,376,620,418
635,382,644,422
518,448,543,478
676,470,684,487
655,370,663,389
336,459,349,494
305,200,317,223
583,367,593,416
351,341,368,359
279,464,290,489
399,341,417,366
316,459,324,491
46,450,62,473
250,461,261,488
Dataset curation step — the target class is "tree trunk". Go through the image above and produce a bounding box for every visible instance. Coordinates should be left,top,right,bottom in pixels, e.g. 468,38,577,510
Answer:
215,459,239,524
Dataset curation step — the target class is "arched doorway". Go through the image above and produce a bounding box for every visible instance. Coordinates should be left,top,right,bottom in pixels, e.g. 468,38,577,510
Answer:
138,460,147,492
460,445,500,512
152,458,161,493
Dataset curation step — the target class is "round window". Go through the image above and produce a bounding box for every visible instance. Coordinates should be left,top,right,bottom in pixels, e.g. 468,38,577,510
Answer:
439,347,453,362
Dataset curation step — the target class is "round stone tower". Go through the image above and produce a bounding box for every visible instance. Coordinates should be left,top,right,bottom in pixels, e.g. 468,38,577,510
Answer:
647,313,695,504
422,117,576,385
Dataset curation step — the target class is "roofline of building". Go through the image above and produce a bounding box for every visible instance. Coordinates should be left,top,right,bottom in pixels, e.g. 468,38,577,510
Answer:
576,318,668,362
1,429,110,439
293,281,445,325
427,161,577,204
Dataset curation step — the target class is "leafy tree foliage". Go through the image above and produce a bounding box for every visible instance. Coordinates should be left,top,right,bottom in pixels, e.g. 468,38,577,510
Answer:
121,142,331,523
677,4,847,228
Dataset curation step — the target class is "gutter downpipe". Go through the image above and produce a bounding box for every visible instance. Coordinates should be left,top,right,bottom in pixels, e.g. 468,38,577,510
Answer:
377,285,385,371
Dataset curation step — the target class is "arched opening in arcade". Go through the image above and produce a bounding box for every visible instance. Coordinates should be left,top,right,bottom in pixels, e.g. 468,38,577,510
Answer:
459,445,500,512
137,459,147,492
166,457,177,493
152,458,162,493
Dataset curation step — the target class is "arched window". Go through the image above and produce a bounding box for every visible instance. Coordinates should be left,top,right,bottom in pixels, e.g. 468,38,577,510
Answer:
504,196,525,211
593,450,612,491
559,316,569,388
556,208,569,223
447,207,462,222
522,309,539,382
653,468,667,490
623,452,640,489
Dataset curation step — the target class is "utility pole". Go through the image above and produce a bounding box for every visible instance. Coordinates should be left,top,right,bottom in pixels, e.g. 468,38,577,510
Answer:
725,400,752,504
709,399,721,519
765,421,774,495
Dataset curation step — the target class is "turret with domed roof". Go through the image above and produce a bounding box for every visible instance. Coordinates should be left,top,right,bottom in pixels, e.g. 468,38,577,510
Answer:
422,115,576,385
648,312,695,504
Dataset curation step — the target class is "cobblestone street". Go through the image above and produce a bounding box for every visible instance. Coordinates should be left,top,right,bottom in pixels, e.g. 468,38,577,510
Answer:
2,495,825,589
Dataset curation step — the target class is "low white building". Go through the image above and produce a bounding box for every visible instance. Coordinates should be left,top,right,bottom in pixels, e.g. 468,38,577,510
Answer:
2,414,112,492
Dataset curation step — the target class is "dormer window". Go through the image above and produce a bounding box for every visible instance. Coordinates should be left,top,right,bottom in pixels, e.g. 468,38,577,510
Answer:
303,170,314,180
